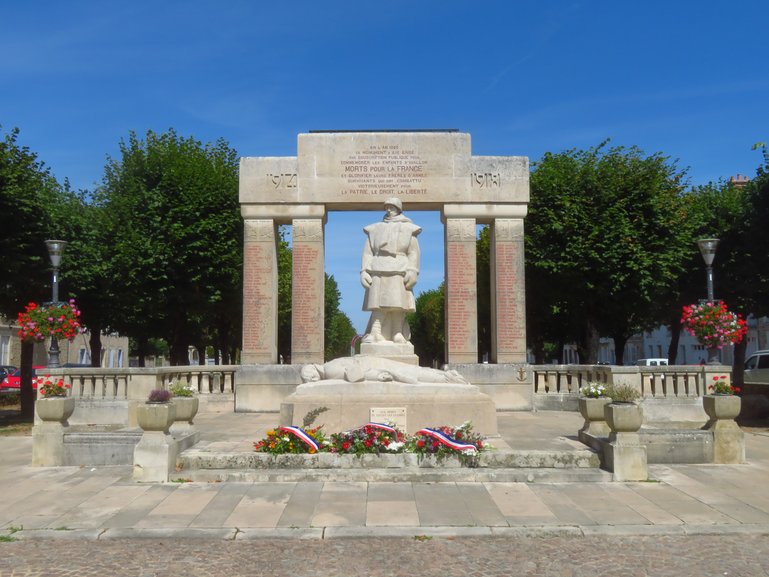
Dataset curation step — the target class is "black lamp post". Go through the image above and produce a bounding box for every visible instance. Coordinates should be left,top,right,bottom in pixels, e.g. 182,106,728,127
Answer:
697,238,719,303
44,240,68,368
697,238,720,364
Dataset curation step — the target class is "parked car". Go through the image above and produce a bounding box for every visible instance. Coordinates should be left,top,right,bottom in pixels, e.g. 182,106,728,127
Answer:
744,350,769,384
0,365,16,383
0,366,46,393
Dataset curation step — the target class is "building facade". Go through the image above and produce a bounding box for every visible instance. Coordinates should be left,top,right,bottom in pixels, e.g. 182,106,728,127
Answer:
0,316,128,369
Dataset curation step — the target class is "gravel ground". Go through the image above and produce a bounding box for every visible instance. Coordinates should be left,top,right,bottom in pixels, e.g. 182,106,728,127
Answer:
1,534,768,577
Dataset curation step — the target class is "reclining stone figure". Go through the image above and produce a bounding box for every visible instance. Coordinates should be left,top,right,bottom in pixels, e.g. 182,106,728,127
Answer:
300,356,467,385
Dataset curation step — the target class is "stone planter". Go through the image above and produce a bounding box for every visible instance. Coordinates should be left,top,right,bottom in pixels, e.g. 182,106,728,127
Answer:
703,394,741,422
136,402,176,433
36,397,75,423
702,394,744,464
603,401,647,481
33,396,76,467
172,397,199,426
604,402,643,434
578,397,612,438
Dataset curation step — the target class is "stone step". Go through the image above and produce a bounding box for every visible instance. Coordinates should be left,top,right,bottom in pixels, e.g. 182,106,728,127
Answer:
175,466,612,483
176,447,608,483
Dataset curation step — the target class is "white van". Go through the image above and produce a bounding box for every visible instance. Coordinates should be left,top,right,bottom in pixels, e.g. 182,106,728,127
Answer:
636,358,668,367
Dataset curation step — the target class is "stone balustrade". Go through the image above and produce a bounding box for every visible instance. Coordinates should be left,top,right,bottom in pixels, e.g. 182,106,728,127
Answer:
44,366,237,401
532,364,716,399
40,366,237,428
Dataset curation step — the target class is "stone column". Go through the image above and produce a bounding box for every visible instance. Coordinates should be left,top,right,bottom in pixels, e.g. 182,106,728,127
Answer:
491,218,527,363
444,218,478,363
291,218,325,364
242,219,279,364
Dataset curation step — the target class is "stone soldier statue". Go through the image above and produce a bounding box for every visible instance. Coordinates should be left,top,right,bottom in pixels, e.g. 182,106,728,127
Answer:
360,197,421,344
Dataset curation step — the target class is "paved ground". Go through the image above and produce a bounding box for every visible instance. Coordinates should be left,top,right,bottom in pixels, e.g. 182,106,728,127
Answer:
1,411,769,575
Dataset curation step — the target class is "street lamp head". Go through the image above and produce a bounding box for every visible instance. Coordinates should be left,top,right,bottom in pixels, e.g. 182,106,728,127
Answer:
697,238,719,267
45,240,68,268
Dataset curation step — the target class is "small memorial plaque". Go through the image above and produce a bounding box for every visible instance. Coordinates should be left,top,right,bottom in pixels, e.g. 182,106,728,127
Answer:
370,407,407,431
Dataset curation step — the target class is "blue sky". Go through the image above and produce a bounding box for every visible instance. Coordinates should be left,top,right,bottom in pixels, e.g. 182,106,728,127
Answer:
2,1,768,332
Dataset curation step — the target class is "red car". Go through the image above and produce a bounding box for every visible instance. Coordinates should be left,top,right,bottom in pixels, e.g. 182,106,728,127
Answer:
0,366,47,392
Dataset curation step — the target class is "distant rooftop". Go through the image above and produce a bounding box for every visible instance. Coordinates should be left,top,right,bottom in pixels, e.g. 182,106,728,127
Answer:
729,174,750,187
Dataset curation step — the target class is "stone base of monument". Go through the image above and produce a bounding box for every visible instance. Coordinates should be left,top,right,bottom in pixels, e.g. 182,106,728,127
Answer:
279,380,498,436
358,342,419,365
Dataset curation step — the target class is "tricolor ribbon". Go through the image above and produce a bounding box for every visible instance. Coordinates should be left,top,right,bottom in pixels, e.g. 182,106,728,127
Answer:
362,422,398,434
279,426,319,452
416,428,478,453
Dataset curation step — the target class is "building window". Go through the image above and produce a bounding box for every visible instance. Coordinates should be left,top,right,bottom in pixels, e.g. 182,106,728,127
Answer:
0,335,9,365
78,348,91,365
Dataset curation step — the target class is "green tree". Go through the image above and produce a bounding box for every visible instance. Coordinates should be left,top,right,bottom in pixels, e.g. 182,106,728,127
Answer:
277,228,292,362
409,284,446,366
324,275,356,361
0,127,74,416
657,180,745,363
476,226,492,362
96,129,241,365
527,141,696,364
0,127,68,317
716,144,769,382
275,231,356,363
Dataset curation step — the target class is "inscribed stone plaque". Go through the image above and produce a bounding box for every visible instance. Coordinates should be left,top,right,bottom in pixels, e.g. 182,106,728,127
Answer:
291,219,324,363
445,218,478,363
370,407,407,430
240,134,529,206
492,218,527,363
242,220,278,363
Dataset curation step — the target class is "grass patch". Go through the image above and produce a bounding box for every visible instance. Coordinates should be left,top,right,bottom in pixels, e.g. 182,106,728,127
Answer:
0,405,33,436
0,525,23,542
0,405,33,437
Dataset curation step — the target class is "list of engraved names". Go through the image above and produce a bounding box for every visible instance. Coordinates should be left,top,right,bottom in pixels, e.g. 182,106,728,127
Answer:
340,144,428,197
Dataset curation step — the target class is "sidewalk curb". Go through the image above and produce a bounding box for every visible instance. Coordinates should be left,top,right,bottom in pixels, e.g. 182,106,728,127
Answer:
13,523,769,541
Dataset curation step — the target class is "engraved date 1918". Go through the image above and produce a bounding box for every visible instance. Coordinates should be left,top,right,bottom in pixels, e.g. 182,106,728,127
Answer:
470,172,501,188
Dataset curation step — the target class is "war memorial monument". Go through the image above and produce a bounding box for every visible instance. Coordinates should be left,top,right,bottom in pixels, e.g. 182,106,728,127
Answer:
236,130,530,434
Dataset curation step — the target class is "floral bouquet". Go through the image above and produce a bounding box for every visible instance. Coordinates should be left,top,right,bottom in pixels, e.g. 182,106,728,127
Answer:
170,380,195,397
17,300,83,343
681,301,747,349
709,375,740,395
580,382,608,398
35,375,71,397
328,423,406,455
254,425,326,455
405,421,485,461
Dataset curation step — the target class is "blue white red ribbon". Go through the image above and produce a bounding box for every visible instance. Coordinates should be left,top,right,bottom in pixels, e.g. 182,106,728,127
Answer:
279,426,319,452
416,428,478,452
362,422,398,434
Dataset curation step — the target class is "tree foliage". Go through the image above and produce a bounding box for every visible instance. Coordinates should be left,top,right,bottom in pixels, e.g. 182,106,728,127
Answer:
0,127,69,317
527,141,696,364
409,284,446,367
275,229,356,363
324,275,357,361
96,129,242,365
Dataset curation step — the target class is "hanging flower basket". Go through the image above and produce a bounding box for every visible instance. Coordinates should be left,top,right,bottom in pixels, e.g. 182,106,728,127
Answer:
680,301,747,349
17,300,83,343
